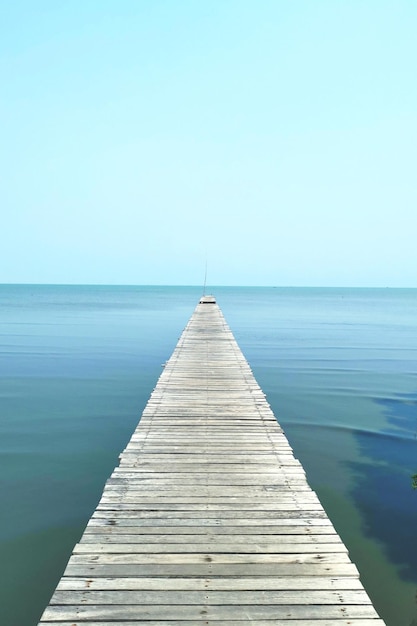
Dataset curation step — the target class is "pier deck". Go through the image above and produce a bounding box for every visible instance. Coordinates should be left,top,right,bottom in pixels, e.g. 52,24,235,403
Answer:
39,298,385,625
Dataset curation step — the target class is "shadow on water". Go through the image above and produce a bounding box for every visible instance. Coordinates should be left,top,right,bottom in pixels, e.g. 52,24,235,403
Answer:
349,392,417,584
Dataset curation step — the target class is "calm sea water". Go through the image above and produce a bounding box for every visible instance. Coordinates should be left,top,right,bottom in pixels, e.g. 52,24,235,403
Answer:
1,285,417,625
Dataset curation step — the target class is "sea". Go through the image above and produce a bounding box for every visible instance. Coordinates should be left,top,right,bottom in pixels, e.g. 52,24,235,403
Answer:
1,284,417,626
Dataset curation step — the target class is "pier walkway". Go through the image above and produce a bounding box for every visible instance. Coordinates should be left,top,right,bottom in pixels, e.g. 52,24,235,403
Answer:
39,297,385,625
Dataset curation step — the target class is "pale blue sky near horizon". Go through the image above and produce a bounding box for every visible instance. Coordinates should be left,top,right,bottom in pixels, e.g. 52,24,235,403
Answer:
1,1,416,287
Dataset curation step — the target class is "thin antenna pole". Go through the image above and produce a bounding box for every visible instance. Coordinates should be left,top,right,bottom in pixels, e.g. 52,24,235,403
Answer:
203,257,208,296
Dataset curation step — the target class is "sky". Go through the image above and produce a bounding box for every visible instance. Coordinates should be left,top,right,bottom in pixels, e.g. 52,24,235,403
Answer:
1,0,416,287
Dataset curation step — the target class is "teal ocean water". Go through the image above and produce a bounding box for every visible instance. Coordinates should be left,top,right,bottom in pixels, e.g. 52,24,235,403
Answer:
1,285,417,625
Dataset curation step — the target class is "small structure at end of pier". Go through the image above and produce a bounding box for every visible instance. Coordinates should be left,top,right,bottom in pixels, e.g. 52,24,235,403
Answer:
199,294,216,303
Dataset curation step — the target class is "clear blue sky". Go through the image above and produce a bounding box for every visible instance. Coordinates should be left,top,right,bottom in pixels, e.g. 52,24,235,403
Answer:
1,1,416,286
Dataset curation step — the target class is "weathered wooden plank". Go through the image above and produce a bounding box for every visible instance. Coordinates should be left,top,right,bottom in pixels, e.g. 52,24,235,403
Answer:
73,542,348,554
49,589,372,605
95,502,324,511
124,441,293,447
102,479,315,488
81,518,334,541
67,552,353,564
128,433,289,439
40,604,382,620
37,618,383,626
100,488,318,498
80,532,343,543
118,455,301,464
104,481,312,490
91,509,329,519
108,473,308,482
88,515,333,527
112,467,306,475
63,562,361,577
88,516,332,526
117,463,303,472
56,576,365,591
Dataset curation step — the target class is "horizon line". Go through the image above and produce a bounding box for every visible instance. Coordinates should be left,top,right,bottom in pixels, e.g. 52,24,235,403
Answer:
0,282,415,290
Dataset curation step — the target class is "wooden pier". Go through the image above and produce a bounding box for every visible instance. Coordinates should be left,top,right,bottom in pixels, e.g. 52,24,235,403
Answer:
39,297,385,625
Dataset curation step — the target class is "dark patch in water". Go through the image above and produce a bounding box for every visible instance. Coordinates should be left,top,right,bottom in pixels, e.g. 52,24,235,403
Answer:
378,396,417,439
349,392,417,583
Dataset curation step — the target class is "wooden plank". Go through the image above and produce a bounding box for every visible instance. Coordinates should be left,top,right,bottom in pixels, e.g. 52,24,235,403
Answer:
49,589,372,605
67,553,353,565
95,502,325,512
116,463,303,472
40,604,382,620
63,562,361,577
73,542,348,554
104,481,312,490
97,493,321,501
80,532,343,543
56,576,365,591
38,618,383,626
81,518,334,541
91,510,329,519
90,510,330,520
